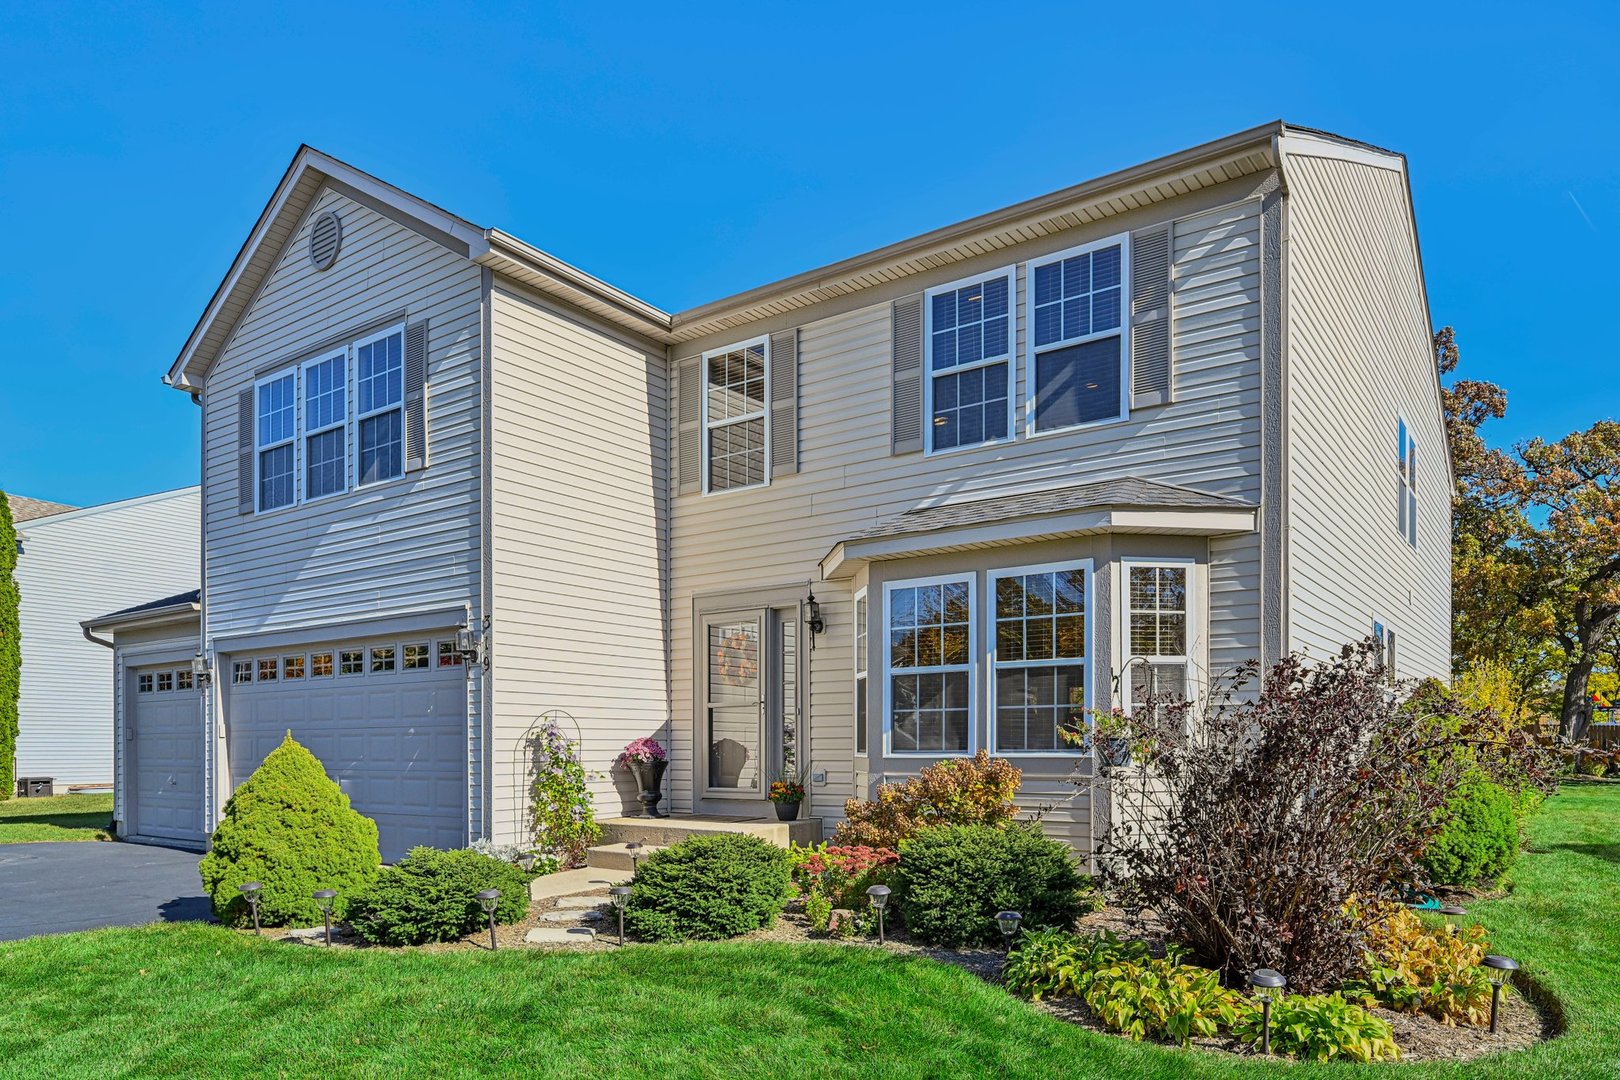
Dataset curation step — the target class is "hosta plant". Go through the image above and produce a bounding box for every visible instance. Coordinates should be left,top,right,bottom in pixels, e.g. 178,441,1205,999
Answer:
1234,993,1401,1063
1345,903,1493,1026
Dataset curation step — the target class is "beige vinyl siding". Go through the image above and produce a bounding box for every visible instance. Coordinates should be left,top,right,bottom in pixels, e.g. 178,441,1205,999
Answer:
1282,150,1451,680
488,282,669,845
668,177,1270,846
200,188,484,833
13,489,200,786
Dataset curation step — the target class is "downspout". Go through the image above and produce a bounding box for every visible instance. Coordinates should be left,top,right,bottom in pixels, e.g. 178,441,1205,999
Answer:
81,624,114,650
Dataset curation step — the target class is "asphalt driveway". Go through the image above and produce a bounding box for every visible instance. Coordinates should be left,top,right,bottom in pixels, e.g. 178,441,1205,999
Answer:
0,842,211,941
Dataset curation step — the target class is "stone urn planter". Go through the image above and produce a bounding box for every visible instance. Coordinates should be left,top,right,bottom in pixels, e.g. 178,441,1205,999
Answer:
627,758,667,818
773,799,802,822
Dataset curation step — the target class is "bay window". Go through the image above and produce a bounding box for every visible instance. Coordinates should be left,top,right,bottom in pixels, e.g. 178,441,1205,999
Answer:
1026,236,1128,434
924,268,1014,453
884,576,973,754
1124,561,1190,712
991,562,1089,753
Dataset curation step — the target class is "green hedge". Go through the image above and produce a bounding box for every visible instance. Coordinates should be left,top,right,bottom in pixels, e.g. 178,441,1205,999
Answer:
896,823,1087,947
0,493,18,802
345,847,531,946
625,833,792,942
197,734,381,926
1424,780,1519,886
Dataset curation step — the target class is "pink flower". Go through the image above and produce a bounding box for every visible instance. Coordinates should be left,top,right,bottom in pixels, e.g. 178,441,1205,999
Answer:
619,737,666,767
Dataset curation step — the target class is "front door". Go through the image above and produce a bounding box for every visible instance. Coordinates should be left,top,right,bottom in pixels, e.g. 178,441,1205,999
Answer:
700,603,802,808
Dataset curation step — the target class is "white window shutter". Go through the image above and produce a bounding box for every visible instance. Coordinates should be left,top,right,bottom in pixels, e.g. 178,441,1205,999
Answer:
1130,224,1173,409
404,319,429,472
676,355,702,494
769,327,798,476
891,294,924,454
236,387,255,514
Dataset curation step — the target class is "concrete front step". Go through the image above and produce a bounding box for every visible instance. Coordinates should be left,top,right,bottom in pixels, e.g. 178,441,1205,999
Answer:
597,814,823,849
527,866,629,902
524,926,596,945
584,842,666,873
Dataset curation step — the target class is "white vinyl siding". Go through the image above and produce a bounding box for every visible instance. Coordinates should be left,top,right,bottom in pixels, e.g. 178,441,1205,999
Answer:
923,267,1015,454
1282,147,1450,679
990,561,1090,755
1025,236,1129,435
488,282,669,843
702,336,770,493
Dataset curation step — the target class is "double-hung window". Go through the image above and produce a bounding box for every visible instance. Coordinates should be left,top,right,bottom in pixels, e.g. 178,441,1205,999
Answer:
702,337,769,493
924,268,1013,453
991,562,1089,753
885,576,973,754
1124,561,1191,713
303,350,347,500
1026,235,1128,434
853,589,868,755
1397,419,1417,548
255,370,297,511
356,326,405,486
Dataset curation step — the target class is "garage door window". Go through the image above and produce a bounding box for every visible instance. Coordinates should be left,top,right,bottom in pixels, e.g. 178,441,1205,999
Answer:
177,670,194,691
340,650,364,675
138,673,154,693
283,655,306,680
233,661,252,684
371,646,396,673
437,641,463,668
156,671,174,692
311,651,333,678
404,643,430,670
257,658,278,682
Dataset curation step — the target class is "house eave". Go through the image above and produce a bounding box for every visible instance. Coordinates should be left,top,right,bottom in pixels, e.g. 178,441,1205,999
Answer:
81,601,201,636
473,230,675,345
819,506,1259,581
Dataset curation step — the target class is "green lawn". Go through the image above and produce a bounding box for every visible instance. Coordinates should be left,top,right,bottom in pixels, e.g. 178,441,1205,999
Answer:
0,792,113,843
0,788,1615,1078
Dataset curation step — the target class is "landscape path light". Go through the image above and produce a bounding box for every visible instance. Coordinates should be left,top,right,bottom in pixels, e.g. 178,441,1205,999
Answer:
238,882,264,935
1247,968,1287,1055
994,911,1022,949
517,852,537,874
626,842,643,873
609,886,632,945
476,889,501,951
1438,904,1467,931
313,890,337,947
866,885,891,945
1483,954,1519,1034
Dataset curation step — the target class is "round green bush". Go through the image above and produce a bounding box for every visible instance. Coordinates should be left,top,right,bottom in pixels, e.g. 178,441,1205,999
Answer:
896,823,1087,947
624,833,793,941
1424,780,1519,886
344,846,531,946
198,733,380,927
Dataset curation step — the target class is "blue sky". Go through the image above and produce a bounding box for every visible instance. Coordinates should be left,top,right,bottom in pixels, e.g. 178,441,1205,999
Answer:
1,2,1615,506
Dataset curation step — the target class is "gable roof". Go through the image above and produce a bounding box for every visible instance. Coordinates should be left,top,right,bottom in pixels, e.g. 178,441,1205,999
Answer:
6,494,76,523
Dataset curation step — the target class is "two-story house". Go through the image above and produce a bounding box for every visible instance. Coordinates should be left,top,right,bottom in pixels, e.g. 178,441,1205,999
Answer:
130,121,1448,859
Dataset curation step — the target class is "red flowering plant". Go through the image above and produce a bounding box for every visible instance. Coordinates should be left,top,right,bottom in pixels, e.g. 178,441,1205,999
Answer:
789,842,900,908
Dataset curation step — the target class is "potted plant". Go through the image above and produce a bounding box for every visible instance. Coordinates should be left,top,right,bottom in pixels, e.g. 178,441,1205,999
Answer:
768,764,809,821
618,737,668,818
1088,708,1135,768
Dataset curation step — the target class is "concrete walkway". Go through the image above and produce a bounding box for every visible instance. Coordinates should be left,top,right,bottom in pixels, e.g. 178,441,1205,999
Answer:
0,841,211,941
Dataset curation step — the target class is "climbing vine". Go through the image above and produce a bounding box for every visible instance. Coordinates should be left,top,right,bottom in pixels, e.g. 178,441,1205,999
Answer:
528,723,600,864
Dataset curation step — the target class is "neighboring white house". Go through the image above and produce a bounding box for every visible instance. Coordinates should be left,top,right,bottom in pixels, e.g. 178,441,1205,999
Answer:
135,122,1449,859
9,488,200,789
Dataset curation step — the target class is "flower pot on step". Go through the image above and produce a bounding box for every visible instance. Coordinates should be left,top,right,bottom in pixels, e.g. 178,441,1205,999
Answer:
627,758,667,818
774,799,802,822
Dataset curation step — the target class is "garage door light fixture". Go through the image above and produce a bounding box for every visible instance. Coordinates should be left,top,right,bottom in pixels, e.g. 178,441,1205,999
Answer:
191,653,213,689
456,626,485,667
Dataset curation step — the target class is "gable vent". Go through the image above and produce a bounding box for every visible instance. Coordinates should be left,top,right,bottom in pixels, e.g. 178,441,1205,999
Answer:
308,211,342,271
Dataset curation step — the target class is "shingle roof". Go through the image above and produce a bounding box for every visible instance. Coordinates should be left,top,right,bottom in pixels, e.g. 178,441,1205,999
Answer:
5,494,77,523
853,477,1253,541
92,589,201,623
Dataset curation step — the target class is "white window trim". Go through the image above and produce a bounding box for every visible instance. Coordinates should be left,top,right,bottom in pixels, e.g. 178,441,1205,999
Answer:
922,265,1018,457
308,649,336,679
1396,417,1417,549
300,347,350,503
854,587,868,758
1023,233,1132,439
1116,556,1201,717
354,322,408,490
987,558,1093,757
253,366,300,514
882,571,977,758
699,335,772,496
1373,619,1396,672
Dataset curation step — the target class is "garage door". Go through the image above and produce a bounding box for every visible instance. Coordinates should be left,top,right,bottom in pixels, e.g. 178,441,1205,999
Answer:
225,634,468,862
128,662,206,844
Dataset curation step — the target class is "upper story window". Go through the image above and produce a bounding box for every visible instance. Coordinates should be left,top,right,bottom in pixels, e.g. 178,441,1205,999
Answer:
304,351,347,500
1397,419,1417,548
1026,236,1128,435
924,269,1013,453
885,576,973,754
1124,561,1190,713
357,327,405,486
702,337,770,493
990,562,1089,754
256,370,297,511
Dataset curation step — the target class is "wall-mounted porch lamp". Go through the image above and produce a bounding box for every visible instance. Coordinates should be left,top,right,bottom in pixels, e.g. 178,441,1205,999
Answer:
805,588,824,649
191,652,213,689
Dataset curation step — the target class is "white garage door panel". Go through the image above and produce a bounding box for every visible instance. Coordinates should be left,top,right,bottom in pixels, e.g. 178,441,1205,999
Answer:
130,663,206,843
226,638,467,862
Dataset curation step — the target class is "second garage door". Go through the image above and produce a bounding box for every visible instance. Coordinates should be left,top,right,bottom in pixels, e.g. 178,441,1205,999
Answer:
225,634,468,861
128,660,207,845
